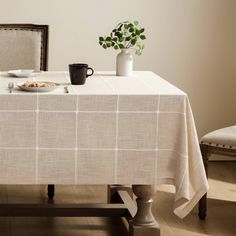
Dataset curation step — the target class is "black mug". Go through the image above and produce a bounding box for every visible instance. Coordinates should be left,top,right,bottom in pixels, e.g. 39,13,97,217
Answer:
69,63,94,85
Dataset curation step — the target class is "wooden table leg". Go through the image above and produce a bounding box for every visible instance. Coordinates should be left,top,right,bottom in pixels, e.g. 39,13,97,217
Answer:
47,185,55,200
129,185,160,236
198,194,207,220
198,144,210,220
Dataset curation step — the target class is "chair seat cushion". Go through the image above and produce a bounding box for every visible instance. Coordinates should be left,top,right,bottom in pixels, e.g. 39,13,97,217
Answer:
201,126,236,149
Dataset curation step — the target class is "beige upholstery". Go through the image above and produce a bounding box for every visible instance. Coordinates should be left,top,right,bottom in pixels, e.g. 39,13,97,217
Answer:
201,126,236,149
0,29,41,70
0,25,48,71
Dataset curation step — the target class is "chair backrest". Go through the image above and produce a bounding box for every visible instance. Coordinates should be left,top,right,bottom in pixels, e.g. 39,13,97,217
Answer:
0,24,48,71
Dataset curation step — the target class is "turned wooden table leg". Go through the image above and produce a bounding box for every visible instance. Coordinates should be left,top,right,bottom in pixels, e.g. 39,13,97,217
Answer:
47,185,55,200
129,185,160,236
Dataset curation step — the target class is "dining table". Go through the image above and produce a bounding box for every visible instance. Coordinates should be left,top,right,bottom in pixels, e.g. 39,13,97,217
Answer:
0,71,209,236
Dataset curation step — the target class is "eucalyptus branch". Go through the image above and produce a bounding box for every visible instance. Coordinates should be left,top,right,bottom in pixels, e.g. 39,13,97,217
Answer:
99,20,146,55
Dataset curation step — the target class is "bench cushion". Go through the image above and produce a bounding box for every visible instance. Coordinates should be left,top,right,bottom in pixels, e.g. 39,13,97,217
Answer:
201,126,236,149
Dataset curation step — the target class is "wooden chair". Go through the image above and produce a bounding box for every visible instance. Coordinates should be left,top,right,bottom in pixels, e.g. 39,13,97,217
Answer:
198,126,236,219
0,24,54,199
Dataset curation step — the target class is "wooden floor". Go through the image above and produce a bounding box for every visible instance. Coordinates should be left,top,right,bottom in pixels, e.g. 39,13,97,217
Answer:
0,161,235,236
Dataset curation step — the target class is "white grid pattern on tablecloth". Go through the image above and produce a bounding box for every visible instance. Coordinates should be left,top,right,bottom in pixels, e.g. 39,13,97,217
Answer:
134,74,161,185
64,71,78,184
35,77,39,183
101,75,120,184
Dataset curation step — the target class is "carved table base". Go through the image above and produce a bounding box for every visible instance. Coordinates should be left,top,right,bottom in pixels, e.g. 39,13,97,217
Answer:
129,185,160,236
107,184,160,236
0,185,160,236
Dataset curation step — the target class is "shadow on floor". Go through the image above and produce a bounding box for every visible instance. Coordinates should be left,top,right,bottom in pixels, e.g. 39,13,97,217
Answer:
208,161,236,184
154,190,236,236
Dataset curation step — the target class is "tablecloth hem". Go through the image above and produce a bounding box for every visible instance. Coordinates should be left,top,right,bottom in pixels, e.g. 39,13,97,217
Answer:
173,183,209,219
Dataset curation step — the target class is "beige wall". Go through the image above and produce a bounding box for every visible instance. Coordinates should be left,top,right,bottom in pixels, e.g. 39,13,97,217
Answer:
0,0,235,137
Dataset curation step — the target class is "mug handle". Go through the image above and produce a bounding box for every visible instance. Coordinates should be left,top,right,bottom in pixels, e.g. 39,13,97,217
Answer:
86,67,94,77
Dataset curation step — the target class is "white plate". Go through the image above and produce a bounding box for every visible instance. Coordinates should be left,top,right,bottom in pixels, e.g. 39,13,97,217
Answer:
17,82,58,92
8,70,40,78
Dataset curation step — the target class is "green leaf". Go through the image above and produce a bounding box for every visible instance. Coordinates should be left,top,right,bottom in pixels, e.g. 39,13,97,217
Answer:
119,44,124,49
115,32,123,38
115,32,120,37
139,28,145,33
140,35,146,40
113,37,118,42
99,41,103,45
119,37,124,42
123,29,128,36
135,29,140,35
134,21,139,25
106,36,112,41
99,37,104,41
118,24,123,31
128,23,133,28
111,42,115,46
125,36,131,41
124,24,128,29
103,44,107,49
129,27,134,33
131,39,137,45
114,45,119,50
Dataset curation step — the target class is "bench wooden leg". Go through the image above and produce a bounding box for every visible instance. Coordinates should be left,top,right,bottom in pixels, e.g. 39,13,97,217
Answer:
129,185,160,236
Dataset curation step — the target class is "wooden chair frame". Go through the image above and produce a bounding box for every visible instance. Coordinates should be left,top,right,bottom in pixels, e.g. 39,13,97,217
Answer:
0,24,49,71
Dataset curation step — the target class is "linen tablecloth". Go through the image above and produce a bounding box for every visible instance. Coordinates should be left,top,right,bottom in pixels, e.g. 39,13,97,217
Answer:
0,71,208,218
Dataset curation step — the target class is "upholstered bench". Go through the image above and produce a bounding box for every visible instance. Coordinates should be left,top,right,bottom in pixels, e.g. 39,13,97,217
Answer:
198,126,236,219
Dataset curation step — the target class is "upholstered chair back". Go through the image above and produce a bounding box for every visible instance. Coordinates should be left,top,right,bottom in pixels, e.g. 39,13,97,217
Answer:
0,24,48,71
